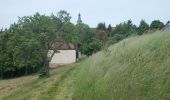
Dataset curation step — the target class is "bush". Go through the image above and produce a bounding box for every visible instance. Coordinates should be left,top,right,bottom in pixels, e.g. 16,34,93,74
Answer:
81,40,102,56
150,20,165,30
108,34,125,44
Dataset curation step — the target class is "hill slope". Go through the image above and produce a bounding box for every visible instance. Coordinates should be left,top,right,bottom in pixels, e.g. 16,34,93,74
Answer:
1,29,170,100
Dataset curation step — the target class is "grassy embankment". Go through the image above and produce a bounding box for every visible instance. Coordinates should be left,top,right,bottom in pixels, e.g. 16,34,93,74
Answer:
0,29,170,100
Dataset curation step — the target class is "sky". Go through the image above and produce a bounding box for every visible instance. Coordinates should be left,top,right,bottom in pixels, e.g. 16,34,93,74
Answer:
0,0,170,28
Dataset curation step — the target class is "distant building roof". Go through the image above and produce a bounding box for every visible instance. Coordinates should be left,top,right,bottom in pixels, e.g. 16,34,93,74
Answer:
51,42,77,50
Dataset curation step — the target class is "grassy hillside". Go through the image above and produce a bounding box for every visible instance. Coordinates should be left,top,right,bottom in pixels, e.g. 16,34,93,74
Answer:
0,29,170,100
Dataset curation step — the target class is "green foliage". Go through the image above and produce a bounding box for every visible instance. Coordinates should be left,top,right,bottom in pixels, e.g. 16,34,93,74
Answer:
0,10,75,78
150,20,165,30
108,34,125,44
12,36,43,71
97,23,106,30
81,39,102,56
75,23,93,44
60,23,77,44
75,23,99,56
138,20,149,35
95,30,108,43
107,24,112,36
107,24,112,32
57,10,71,23
108,20,137,45
112,20,137,37
95,22,109,44
0,29,44,78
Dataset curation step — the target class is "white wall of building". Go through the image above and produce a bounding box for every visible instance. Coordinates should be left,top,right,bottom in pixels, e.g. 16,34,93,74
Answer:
49,50,76,67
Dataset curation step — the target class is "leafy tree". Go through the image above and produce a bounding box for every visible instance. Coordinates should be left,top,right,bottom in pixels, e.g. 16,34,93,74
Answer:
57,10,71,23
95,22,109,44
108,20,137,45
0,10,76,78
126,20,138,36
138,20,149,35
107,24,112,36
109,34,125,44
81,39,102,56
75,23,94,45
15,14,59,77
60,23,77,44
97,23,106,30
0,28,44,78
112,20,137,37
107,24,112,32
95,30,108,44
150,20,165,30
75,23,103,56
39,10,73,77
75,23,96,56
11,36,43,76
0,32,8,78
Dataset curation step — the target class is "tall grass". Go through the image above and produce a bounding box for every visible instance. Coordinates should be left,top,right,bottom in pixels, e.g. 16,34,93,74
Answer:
73,29,170,100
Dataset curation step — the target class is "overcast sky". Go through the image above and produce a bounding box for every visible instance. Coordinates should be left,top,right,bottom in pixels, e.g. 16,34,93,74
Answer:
0,0,170,28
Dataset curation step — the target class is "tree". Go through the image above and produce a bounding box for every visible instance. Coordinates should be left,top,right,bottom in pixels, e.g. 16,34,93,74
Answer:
112,20,137,37
0,10,75,78
108,20,138,45
0,32,8,78
109,34,125,44
138,20,149,35
40,10,72,77
57,10,71,23
16,14,59,77
75,23,95,56
126,20,138,36
75,23,93,44
107,24,112,36
37,13,65,77
12,36,43,76
150,20,165,30
81,39,102,56
60,23,77,44
97,23,106,30
96,22,108,44
95,30,108,44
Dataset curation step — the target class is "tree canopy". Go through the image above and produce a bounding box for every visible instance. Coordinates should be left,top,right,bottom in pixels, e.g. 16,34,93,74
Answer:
150,20,165,30
138,20,149,35
0,10,77,78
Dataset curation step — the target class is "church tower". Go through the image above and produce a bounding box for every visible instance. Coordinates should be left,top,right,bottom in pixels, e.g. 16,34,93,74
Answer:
77,13,82,24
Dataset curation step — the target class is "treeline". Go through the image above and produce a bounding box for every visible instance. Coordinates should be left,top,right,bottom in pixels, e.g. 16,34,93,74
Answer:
0,10,169,78
97,20,167,45
82,19,168,56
